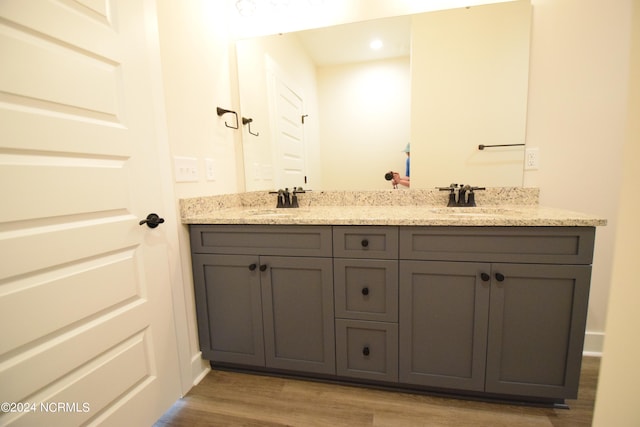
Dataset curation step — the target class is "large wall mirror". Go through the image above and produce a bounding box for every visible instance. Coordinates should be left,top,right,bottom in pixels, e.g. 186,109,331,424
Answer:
236,0,531,191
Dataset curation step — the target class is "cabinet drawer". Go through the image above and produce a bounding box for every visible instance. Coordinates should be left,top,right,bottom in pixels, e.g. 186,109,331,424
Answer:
335,319,398,382
334,259,398,322
400,226,595,264
333,226,398,259
190,225,332,257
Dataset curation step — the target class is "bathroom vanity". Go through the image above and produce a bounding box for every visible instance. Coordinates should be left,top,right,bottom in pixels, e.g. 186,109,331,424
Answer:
182,189,605,406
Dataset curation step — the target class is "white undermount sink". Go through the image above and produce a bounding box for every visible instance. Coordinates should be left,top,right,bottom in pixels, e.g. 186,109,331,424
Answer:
246,209,293,217
429,207,521,217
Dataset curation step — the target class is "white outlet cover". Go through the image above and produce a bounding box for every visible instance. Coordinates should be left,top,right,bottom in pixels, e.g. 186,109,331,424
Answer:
525,147,539,170
205,158,216,181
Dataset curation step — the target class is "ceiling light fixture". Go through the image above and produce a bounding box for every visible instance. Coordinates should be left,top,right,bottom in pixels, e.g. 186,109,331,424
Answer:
370,39,383,50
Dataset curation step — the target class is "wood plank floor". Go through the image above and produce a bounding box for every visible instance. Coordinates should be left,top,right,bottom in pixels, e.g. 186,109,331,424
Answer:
154,357,599,427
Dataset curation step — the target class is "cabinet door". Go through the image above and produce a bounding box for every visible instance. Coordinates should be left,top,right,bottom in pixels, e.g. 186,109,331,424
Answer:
485,263,592,399
261,256,335,374
399,261,490,391
191,254,265,366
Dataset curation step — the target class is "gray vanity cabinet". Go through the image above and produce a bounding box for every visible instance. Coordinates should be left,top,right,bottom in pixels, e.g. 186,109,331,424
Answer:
399,226,596,400
261,256,335,374
191,253,265,366
398,261,490,391
190,223,597,404
190,225,335,375
485,263,592,399
333,226,399,382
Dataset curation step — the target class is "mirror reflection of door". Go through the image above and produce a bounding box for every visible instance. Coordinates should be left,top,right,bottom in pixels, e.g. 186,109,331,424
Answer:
268,66,307,189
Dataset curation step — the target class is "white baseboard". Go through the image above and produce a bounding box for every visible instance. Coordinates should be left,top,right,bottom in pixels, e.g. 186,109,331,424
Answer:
583,331,605,357
191,351,210,387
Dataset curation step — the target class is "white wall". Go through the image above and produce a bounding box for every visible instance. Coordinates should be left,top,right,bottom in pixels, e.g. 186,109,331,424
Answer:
592,1,639,424
155,0,244,386
524,0,631,353
157,1,244,199
318,57,411,190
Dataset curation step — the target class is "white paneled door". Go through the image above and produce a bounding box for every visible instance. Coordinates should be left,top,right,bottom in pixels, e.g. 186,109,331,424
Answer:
268,68,307,189
274,78,307,189
0,1,181,426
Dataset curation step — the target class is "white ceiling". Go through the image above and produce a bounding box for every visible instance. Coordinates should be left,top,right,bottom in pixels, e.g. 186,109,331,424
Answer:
293,15,412,67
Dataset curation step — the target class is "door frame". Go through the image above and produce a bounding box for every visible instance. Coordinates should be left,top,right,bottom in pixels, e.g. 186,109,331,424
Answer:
141,0,199,396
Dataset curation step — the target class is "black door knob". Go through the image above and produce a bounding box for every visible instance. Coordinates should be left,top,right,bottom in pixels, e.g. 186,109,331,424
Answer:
361,287,369,296
139,213,165,228
480,273,491,282
259,264,267,272
361,239,369,248
249,263,257,271
362,346,370,356
495,273,505,282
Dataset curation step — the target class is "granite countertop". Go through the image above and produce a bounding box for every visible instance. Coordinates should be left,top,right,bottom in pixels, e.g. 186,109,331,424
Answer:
180,188,607,227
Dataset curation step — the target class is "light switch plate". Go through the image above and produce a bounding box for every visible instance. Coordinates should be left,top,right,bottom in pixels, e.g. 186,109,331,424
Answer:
174,156,199,182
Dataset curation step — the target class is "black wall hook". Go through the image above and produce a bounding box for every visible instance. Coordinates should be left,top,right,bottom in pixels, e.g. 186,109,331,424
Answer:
216,107,239,129
242,117,259,136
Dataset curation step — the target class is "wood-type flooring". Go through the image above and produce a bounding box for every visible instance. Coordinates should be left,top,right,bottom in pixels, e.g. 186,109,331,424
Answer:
154,356,599,427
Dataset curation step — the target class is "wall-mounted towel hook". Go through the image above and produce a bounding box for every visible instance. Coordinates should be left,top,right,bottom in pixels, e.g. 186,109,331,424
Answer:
216,107,239,129
242,117,259,136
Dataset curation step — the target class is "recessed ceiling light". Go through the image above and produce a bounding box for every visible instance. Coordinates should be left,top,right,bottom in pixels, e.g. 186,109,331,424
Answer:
370,39,383,50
